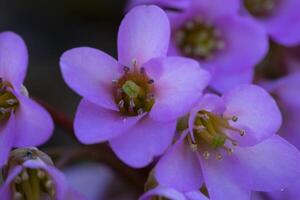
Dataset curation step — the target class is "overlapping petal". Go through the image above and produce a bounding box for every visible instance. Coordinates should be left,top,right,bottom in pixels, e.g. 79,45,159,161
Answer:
60,47,122,110
110,117,176,168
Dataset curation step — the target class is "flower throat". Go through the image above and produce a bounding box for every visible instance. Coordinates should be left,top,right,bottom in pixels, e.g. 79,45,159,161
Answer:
113,64,155,116
190,110,245,160
0,78,19,121
175,18,224,60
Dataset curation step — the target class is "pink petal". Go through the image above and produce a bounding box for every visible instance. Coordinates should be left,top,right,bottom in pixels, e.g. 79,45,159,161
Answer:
60,47,122,110
118,5,170,67
110,116,176,168
0,31,28,86
74,99,143,144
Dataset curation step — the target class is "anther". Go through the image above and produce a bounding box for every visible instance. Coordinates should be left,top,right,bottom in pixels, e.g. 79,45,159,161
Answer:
123,66,130,73
140,67,145,74
147,79,154,84
231,116,238,122
216,153,223,160
226,147,234,155
129,99,135,109
137,108,144,115
232,140,238,146
13,192,23,200
194,125,205,131
45,180,53,189
14,176,22,184
21,170,29,181
147,93,155,100
37,170,45,179
197,113,209,120
203,151,210,159
118,100,124,108
111,79,118,84
239,129,245,136
132,59,137,67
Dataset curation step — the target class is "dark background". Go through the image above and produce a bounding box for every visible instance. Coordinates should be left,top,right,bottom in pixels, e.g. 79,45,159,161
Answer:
0,0,126,145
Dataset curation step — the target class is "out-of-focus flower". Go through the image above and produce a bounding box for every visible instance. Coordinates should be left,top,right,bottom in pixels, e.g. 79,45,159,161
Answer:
253,73,300,200
0,31,54,168
60,5,210,168
127,0,268,93
154,85,300,199
241,0,300,46
139,185,208,200
0,148,86,200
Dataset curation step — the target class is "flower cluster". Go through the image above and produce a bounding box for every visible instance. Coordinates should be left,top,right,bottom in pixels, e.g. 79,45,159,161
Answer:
1,0,300,200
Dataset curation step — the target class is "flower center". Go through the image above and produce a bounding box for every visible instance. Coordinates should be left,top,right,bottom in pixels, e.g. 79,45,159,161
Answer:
11,168,55,200
0,79,19,121
189,110,245,160
244,0,279,17
113,66,155,116
175,18,224,60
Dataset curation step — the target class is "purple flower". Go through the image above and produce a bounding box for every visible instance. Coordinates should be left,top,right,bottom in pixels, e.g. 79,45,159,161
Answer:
60,5,210,168
128,0,268,93
0,148,87,200
0,31,54,168
261,72,300,150
139,185,208,200
154,85,300,199
241,0,300,46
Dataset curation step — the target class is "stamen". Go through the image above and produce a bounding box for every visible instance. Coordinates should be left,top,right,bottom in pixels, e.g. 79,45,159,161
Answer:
203,151,210,159
118,100,124,108
239,129,246,136
21,170,29,181
147,79,154,84
123,66,130,73
111,79,118,84
14,176,22,184
193,124,205,131
45,180,53,190
231,116,238,122
216,152,223,160
13,192,23,200
6,99,18,105
37,170,45,179
137,108,144,115
129,99,135,109
197,113,209,121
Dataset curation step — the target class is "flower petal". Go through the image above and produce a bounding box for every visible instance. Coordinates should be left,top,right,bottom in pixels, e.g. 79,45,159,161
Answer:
0,31,28,86
145,57,210,122
0,165,23,199
185,191,209,200
118,5,170,67
110,116,176,168
13,93,54,147
257,0,300,46
74,99,143,144
209,67,254,94
155,139,203,191
205,15,268,74
139,186,186,200
223,84,282,146
234,135,300,191
60,47,122,110
0,115,15,168
199,155,251,200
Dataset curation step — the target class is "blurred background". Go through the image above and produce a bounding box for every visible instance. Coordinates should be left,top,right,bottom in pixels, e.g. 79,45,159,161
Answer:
0,1,142,199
